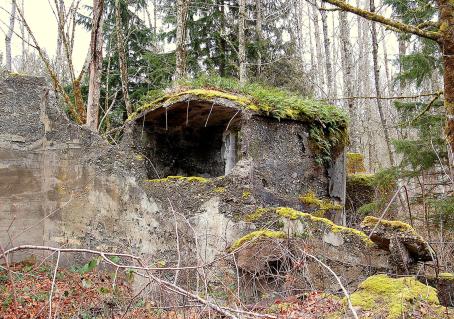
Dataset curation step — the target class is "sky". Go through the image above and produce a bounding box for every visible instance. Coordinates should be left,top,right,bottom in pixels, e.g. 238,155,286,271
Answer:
0,0,91,71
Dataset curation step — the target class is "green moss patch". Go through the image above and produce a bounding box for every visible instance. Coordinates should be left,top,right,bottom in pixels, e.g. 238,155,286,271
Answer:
439,272,454,280
299,192,343,217
361,216,417,235
228,230,287,252
145,176,210,183
350,274,439,319
242,207,374,247
347,173,376,187
346,152,366,173
132,76,348,164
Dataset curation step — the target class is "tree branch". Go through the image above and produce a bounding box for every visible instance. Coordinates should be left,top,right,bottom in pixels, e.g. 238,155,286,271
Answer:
321,0,441,42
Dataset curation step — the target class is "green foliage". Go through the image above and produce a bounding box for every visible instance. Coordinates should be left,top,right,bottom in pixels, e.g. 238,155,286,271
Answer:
357,202,379,215
158,0,309,93
72,258,100,275
429,197,454,230
78,0,173,133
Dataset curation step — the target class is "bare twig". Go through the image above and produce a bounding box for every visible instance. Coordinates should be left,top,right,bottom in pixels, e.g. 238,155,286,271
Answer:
48,250,61,319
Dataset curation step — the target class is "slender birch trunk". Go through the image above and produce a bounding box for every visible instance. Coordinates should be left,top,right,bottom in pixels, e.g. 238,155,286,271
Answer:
339,9,358,151
311,3,325,97
5,0,16,71
369,0,395,166
320,2,333,99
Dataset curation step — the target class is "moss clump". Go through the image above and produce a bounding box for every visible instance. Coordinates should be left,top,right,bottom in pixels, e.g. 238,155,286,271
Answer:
439,272,454,280
244,208,270,222
134,154,145,161
276,207,307,220
242,191,251,199
268,207,375,247
346,152,366,173
299,192,343,217
132,76,348,164
347,173,376,187
145,176,210,183
361,216,417,235
350,274,439,319
213,187,225,193
228,230,286,252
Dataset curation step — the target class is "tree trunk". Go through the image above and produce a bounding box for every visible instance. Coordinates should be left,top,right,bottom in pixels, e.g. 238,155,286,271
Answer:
370,0,395,166
5,0,16,71
239,0,247,84
218,0,226,77
20,0,25,68
311,3,325,97
86,0,104,131
255,0,262,76
320,2,333,99
438,0,454,160
55,0,64,77
174,0,189,81
115,0,132,116
339,9,358,151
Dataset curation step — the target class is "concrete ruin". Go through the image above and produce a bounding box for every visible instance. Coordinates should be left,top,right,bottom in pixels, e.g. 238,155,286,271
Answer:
0,74,436,300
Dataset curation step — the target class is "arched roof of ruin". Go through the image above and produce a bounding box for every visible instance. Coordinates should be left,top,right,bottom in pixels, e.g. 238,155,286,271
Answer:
128,85,349,164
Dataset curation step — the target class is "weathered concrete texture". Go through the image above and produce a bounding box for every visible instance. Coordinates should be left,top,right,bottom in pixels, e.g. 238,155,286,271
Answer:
0,74,344,273
0,74,160,262
131,106,346,223
231,210,390,295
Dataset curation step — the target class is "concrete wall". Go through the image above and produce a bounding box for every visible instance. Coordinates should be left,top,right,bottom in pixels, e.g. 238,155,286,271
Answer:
0,74,345,266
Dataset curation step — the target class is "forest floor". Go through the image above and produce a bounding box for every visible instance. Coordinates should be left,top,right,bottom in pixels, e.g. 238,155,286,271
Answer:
0,261,452,318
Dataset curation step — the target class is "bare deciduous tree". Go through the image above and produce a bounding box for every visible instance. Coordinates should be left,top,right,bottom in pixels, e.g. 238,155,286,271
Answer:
86,0,105,131
5,0,16,71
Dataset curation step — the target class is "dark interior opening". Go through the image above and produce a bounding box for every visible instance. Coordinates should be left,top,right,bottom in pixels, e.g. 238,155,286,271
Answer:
136,101,241,179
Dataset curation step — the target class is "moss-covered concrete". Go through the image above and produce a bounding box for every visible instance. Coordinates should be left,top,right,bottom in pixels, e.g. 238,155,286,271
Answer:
228,230,287,252
130,78,349,164
350,274,440,319
299,192,343,217
346,152,366,173
361,216,417,234
240,207,374,247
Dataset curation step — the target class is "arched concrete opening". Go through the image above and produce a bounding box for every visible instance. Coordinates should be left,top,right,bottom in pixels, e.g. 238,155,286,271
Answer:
135,99,242,179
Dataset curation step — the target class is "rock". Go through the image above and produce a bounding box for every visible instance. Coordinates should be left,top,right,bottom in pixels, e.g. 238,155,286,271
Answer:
230,207,390,294
360,216,434,274
436,273,454,307
350,274,441,319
